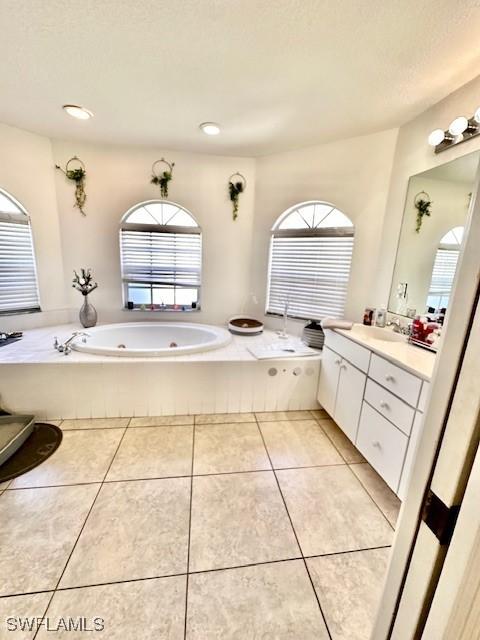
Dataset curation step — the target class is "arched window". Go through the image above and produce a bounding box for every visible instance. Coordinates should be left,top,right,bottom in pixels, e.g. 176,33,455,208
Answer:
0,188,40,315
427,226,464,311
266,201,354,319
120,201,202,310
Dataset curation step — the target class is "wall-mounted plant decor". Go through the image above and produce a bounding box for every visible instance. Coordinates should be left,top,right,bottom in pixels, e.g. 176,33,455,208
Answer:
55,156,87,216
151,158,175,198
414,191,432,233
228,172,247,221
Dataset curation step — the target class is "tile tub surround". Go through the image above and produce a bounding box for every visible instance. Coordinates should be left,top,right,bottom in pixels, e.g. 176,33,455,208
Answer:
0,326,321,420
0,412,393,638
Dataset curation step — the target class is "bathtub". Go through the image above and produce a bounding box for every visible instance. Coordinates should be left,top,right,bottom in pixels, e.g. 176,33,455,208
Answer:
72,322,231,357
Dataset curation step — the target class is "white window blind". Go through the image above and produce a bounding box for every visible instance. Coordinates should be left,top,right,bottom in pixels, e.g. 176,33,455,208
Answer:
266,202,354,320
267,234,354,319
0,191,40,315
119,201,202,309
428,248,459,303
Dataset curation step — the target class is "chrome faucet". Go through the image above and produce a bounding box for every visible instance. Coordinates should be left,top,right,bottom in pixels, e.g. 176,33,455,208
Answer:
54,331,90,355
386,318,410,335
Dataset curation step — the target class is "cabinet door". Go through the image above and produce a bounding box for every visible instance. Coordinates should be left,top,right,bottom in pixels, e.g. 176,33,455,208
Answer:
317,346,341,418
334,360,366,442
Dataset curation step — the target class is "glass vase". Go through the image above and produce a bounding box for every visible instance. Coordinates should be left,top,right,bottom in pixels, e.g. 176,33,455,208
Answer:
79,295,97,328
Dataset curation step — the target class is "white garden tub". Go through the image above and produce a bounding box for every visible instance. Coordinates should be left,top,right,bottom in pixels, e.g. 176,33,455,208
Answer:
72,322,231,357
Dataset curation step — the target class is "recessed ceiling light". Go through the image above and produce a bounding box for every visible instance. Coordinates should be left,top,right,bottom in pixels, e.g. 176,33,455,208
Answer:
63,104,94,120
199,122,220,136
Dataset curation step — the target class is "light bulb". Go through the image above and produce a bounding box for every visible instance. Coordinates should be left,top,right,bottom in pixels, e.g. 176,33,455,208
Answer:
448,116,468,136
473,107,480,124
428,129,445,146
199,122,221,136
63,105,93,120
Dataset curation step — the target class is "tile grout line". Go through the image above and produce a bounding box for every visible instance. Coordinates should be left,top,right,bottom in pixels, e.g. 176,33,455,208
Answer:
183,421,196,640
31,424,130,640
0,547,394,601
255,418,334,640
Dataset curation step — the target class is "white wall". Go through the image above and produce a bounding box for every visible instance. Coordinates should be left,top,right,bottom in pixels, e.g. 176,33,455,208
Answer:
374,74,480,306
248,129,398,330
389,175,472,315
0,124,68,331
51,140,255,325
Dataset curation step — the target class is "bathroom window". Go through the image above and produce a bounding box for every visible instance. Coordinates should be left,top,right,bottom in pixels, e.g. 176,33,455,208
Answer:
427,226,464,311
266,202,354,320
0,188,40,315
120,201,202,310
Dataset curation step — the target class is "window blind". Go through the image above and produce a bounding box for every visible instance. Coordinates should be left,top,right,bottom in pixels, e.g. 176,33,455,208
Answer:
267,234,354,320
428,248,459,297
120,229,202,288
0,216,40,314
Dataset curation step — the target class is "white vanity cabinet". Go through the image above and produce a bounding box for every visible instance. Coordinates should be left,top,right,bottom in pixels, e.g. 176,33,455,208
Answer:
318,329,431,498
317,332,369,442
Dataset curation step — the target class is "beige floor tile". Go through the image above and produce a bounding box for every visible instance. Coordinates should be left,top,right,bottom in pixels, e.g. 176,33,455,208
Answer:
259,419,344,469
37,576,186,640
60,478,190,588
189,472,300,572
61,417,129,430
0,592,52,639
187,560,329,639
255,410,313,422
0,484,99,595
195,412,255,425
350,463,401,527
307,548,391,640
130,415,193,427
46,420,63,427
0,480,11,493
317,418,365,463
277,466,393,556
10,429,124,488
106,425,193,481
194,423,270,475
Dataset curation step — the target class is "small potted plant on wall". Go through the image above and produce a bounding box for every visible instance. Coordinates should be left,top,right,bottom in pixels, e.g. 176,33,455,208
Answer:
414,191,432,232
73,268,98,328
56,156,87,216
151,158,175,198
228,172,247,220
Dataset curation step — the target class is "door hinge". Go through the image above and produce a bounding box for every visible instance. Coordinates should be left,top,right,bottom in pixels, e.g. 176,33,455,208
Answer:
421,489,460,545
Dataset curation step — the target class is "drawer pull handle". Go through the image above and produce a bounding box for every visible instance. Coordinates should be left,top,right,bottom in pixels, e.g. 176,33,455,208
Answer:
372,440,382,449
340,363,347,370
334,359,341,365
385,375,395,383
380,401,390,410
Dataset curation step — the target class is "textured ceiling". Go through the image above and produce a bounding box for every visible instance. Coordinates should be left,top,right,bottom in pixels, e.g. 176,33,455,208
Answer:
1,0,480,156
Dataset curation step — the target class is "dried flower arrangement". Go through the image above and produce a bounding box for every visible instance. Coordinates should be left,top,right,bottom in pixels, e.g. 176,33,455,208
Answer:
72,268,98,296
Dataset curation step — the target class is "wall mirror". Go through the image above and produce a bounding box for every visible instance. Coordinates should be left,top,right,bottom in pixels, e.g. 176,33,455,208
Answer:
388,150,479,318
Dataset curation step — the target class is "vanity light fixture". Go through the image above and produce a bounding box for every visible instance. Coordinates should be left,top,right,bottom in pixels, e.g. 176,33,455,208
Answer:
62,105,94,120
199,122,220,136
428,107,480,153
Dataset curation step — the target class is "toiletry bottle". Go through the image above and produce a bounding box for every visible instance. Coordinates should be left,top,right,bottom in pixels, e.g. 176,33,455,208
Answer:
375,308,387,328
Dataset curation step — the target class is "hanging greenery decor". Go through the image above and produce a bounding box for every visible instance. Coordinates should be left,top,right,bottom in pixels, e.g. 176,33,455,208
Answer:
56,156,87,216
414,191,432,233
228,172,247,221
151,158,175,198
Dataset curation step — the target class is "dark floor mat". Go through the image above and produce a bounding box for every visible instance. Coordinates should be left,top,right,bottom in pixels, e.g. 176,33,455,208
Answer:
0,423,62,483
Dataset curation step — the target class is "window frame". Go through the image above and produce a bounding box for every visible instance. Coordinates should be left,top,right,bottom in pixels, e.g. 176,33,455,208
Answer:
266,201,354,321
119,200,202,312
0,187,41,316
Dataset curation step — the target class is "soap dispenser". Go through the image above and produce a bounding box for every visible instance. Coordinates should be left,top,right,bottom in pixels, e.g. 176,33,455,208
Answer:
375,307,387,328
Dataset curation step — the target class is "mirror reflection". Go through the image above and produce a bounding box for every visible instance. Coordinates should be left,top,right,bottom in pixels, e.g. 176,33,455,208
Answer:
388,151,479,319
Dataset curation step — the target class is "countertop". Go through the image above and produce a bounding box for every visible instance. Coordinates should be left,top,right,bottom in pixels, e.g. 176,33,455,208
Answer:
332,324,436,381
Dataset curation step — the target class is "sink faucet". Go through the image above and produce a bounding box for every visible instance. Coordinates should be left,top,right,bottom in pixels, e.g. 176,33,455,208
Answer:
54,331,90,355
386,319,410,335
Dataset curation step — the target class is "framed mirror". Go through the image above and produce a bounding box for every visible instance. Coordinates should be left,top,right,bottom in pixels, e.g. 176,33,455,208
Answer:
388,150,479,320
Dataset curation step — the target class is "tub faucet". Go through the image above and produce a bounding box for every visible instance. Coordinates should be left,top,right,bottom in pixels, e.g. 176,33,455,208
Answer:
54,331,90,355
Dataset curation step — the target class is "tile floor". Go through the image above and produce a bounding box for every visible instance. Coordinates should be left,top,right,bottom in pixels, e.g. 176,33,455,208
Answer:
0,409,400,640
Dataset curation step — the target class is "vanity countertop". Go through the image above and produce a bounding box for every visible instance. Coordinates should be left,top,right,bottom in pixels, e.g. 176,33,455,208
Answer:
333,324,435,381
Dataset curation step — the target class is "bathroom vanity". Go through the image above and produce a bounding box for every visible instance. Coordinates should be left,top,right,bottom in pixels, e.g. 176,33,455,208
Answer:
318,324,434,499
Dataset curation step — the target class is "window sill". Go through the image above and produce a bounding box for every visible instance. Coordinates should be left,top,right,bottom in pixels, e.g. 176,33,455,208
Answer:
0,307,42,317
122,307,201,313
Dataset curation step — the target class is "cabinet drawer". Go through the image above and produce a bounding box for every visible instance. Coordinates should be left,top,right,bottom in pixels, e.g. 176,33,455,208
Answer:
356,402,408,493
323,329,371,373
364,379,415,436
368,354,422,407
